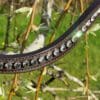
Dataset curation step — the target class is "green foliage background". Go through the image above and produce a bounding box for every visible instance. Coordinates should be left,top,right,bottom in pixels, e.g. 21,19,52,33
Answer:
0,4,100,100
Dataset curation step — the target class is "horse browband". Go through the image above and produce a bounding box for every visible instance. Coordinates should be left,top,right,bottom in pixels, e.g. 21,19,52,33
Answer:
0,0,99,74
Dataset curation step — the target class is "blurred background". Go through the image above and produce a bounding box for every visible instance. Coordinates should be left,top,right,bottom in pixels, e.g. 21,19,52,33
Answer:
0,0,100,100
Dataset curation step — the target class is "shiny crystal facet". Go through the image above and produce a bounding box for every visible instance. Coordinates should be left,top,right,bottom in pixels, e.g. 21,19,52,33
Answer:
72,31,83,42
31,59,36,65
53,48,59,56
60,44,66,52
66,40,72,48
82,25,87,32
14,62,21,69
0,62,3,69
23,60,29,67
72,37,78,42
5,62,12,69
38,56,44,63
46,52,52,60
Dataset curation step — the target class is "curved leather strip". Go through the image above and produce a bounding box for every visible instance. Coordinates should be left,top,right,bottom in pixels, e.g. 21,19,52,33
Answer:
0,0,100,73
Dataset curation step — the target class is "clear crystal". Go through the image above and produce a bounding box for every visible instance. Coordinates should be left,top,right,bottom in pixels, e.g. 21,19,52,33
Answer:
14,62,21,69
60,44,66,52
72,36,78,42
30,59,36,65
82,25,87,32
53,48,59,56
5,62,12,69
66,40,72,48
23,60,29,67
0,62,3,69
72,31,82,42
38,56,44,63
46,52,52,60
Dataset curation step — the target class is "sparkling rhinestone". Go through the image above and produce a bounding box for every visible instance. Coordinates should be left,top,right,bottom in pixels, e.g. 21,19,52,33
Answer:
5,62,12,69
91,10,98,22
23,60,29,67
46,52,52,60
66,40,72,48
0,62,3,69
72,31,83,42
72,37,78,42
60,43,66,52
53,48,59,56
86,20,91,26
82,25,87,32
14,62,21,69
38,56,44,63
30,59,37,65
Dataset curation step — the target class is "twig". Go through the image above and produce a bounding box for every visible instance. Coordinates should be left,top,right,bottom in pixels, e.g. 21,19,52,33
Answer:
49,0,73,42
52,65,84,87
8,74,18,100
79,0,84,13
30,63,98,99
79,0,90,99
70,0,77,25
64,0,73,11
14,2,39,96
84,32,90,99
43,86,69,92
34,0,72,100
34,0,54,99
19,0,39,53
52,65,98,100
34,68,46,100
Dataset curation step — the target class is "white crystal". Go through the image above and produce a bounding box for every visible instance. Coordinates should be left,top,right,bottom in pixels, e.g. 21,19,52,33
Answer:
38,56,44,63
46,52,52,60
60,44,66,52
66,40,72,48
53,48,59,56
0,62,3,69
72,31,83,42
5,62,12,69
23,60,29,67
14,62,21,69
31,59,35,65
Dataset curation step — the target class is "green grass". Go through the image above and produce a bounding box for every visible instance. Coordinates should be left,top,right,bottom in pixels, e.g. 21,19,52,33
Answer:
0,10,100,100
